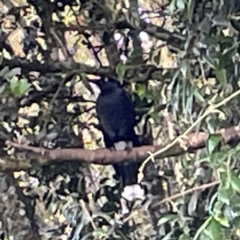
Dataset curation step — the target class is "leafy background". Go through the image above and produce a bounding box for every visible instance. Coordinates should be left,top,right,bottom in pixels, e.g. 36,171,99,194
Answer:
1,0,240,239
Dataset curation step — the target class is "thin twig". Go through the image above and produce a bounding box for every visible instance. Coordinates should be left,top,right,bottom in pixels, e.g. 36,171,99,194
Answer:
152,180,220,208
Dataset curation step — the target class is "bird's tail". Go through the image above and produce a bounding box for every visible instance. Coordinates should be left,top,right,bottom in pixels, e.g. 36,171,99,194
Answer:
113,134,145,214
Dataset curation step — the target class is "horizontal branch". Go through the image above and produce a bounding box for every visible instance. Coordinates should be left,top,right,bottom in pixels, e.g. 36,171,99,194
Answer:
2,123,240,172
2,58,170,82
62,20,186,51
2,58,110,75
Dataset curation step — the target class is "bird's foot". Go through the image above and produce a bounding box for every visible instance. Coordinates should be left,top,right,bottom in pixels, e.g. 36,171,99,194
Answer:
124,146,132,154
109,146,116,152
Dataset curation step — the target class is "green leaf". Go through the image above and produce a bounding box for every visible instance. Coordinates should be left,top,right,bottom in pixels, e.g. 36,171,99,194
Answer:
208,192,218,215
198,18,212,35
81,229,109,240
4,67,21,79
9,78,19,95
230,194,240,208
176,0,185,10
10,78,31,97
161,231,175,240
207,134,221,154
232,216,240,228
204,217,221,239
218,188,231,205
230,19,240,32
212,14,228,27
179,234,190,240
212,200,224,215
222,45,237,62
202,55,215,69
219,172,230,187
215,68,227,84
168,0,177,15
187,0,194,23
157,213,178,226
180,61,189,78
92,229,109,238
207,118,218,134
0,66,10,77
193,216,213,240
194,88,205,103
116,62,133,82
230,173,240,192
19,79,31,95
136,84,147,100
116,62,125,82
224,205,237,222
0,84,6,95
214,215,230,227
188,191,199,216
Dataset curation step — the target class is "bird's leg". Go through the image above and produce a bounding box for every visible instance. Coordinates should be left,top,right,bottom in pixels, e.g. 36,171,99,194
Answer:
109,146,116,152
124,146,132,154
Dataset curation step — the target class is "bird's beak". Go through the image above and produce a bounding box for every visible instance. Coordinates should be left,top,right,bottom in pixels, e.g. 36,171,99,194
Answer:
88,79,101,100
88,79,100,85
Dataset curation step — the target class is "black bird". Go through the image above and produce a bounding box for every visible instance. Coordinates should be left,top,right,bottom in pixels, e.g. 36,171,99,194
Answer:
89,77,144,208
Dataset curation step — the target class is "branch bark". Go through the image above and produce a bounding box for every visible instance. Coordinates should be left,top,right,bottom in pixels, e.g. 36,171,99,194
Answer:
2,57,170,82
1,123,240,172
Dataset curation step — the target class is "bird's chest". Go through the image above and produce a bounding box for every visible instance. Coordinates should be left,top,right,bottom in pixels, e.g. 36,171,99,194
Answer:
98,91,124,114
101,100,124,122
97,95,127,132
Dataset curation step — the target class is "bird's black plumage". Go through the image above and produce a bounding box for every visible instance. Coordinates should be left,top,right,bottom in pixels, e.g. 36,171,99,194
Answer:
92,77,141,187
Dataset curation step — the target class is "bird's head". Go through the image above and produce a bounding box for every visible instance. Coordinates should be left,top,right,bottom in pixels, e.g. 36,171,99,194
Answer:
89,77,122,94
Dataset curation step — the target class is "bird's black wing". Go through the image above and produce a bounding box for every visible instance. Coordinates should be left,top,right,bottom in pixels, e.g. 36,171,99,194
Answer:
96,89,120,144
117,90,138,140
112,89,141,185
96,87,137,143
96,86,140,186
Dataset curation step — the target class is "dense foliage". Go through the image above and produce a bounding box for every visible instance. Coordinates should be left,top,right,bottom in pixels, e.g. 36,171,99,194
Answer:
1,0,240,239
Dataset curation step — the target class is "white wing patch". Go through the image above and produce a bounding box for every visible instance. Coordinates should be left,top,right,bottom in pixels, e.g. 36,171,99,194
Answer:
114,141,133,150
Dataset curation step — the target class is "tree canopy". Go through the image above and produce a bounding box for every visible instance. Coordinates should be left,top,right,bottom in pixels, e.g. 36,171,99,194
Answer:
1,0,240,239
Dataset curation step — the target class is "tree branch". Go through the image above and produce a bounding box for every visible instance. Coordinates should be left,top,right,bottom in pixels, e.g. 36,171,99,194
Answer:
1,57,111,75
2,123,240,172
2,57,171,82
63,20,186,51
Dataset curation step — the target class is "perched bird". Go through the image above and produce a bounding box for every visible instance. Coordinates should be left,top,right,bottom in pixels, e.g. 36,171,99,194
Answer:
89,77,144,211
